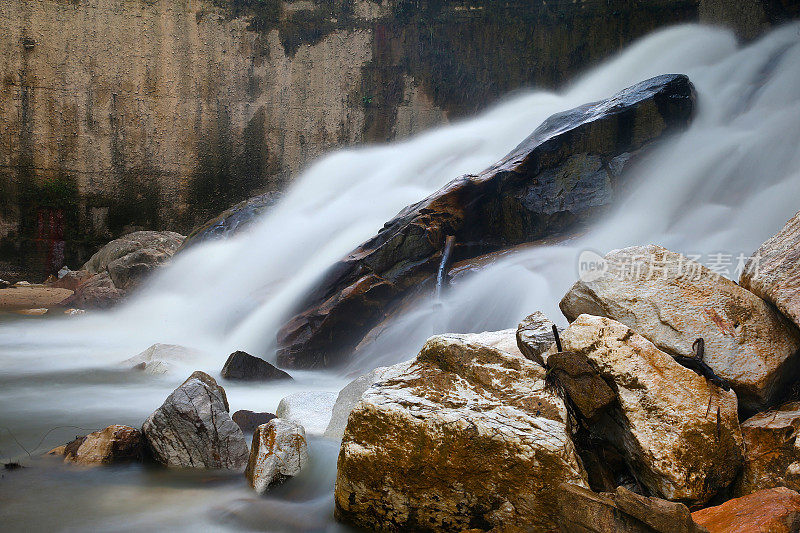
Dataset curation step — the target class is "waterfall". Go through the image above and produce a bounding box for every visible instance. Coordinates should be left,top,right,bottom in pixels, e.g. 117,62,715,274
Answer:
2,22,800,530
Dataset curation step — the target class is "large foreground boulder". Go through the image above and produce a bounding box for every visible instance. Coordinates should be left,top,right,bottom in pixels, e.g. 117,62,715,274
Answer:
737,402,800,495
692,487,800,533
142,371,247,469
740,210,800,329
245,418,309,494
550,315,743,505
335,330,588,532
278,74,696,368
82,230,184,291
49,425,142,466
560,245,800,413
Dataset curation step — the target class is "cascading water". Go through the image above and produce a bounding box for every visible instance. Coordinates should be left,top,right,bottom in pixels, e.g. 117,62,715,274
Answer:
1,23,800,532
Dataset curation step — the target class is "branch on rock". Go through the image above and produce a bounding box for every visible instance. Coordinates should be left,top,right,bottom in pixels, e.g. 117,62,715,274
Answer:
672,338,731,391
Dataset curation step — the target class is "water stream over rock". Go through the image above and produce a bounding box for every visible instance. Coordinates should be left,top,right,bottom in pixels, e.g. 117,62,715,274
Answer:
2,23,800,532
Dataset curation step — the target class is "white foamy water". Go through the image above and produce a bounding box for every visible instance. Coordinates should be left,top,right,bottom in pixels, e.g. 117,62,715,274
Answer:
1,23,799,532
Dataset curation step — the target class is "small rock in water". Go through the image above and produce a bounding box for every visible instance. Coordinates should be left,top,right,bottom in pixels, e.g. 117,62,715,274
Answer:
122,343,202,375
0,279,10,289
14,308,49,316
142,371,247,469
221,351,292,382
232,410,276,433
245,418,309,494
275,391,336,436
49,425,142,466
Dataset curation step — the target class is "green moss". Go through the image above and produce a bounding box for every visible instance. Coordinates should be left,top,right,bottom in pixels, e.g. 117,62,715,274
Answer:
187,106,281,223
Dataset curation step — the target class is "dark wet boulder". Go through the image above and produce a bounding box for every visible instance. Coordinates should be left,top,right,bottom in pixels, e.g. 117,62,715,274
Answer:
142,371,247,469
277,74,696,368
232,410,277,433
221,351,293,382
180,192,281,251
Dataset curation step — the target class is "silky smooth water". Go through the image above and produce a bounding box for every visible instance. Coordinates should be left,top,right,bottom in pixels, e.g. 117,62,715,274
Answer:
2,23,800,532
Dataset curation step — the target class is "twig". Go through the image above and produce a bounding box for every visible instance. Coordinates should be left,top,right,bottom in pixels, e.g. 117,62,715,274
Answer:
1,425,100,460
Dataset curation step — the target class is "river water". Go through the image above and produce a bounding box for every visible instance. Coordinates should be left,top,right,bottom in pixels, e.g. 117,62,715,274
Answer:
2,23,800,532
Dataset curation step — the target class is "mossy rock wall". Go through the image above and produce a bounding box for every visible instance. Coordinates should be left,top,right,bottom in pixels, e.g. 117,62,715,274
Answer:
0,0,793,279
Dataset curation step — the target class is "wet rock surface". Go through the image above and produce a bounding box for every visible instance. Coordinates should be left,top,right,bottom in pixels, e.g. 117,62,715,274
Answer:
245,418,308,494
0,286,75,311
122,343,203,375
324,366,391,440
82,231,184,289
277,74,697,368
740,209,800,330
221,351,292,382
142,371,247,469
49,425,142,466
515,311,559,364
737,401,800,495
557,483,708,533
57,272,124,309
334,330,588,532
275,391,337,436
692,487,800,533
180,192,281,251
45,269,92,291
550,314,743,505
232,410,277,434
560,244,800,413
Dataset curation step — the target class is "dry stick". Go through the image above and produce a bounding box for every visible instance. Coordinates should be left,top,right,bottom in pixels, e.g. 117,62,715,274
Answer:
1,425,100,460
552,324,563,352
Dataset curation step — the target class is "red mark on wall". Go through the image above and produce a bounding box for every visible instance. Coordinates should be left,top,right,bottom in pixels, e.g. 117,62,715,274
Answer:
36,208,65,276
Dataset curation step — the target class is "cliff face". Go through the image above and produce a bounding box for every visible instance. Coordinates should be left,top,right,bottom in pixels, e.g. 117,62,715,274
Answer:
0,0,794,279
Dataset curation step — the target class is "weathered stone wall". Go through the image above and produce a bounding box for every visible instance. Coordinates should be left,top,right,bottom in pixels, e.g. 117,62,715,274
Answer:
0,0,794,279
